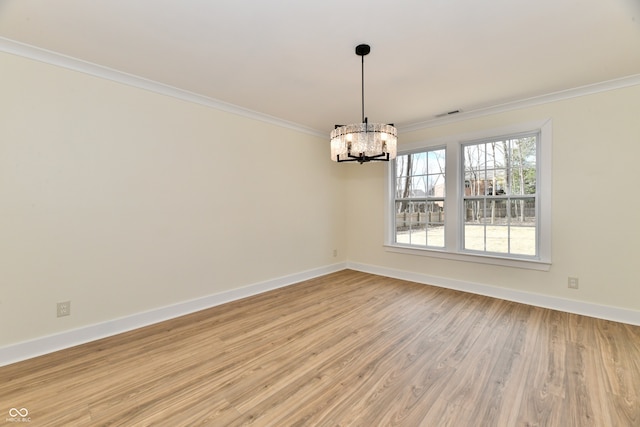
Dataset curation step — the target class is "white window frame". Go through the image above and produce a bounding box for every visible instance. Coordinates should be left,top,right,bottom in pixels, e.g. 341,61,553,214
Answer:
385,119,552,271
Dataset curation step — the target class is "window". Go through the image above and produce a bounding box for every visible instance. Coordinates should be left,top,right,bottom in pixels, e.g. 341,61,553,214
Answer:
387,120,551,270
394,148,446,248
462,134,537,257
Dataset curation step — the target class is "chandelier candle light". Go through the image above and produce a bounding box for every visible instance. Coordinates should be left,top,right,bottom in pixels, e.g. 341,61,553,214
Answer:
330,44,397,163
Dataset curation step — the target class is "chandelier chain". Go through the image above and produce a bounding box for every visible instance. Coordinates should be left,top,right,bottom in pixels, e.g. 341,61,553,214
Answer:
361,53,365,124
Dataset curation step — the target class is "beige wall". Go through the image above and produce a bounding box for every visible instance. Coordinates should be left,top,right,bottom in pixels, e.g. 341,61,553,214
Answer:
345,84,640,312
0,52,347,346
2,48,639,350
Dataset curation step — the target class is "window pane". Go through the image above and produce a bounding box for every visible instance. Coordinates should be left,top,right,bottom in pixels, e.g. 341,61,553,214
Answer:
395,225,409,244
412,201,426,218
395,202,412,242
396,154,407,178
464,199,484,224
427,223,445,247
464,199,484,251
510,137,537,195
426,199,445,248
489,169,507,195
409,223,427,245
510,198,536,225
486,225,508,254
464,171,487,196
509,198,536,256
409,176,425,197
395,178,407,199
485,143,498,169
487,199,508,224
521,167,536,195
510,226,536,256
395,201,409,215
426,201,444,224
464,224,485,251
410,152,428,176
428,149,446,174
429,174,445,197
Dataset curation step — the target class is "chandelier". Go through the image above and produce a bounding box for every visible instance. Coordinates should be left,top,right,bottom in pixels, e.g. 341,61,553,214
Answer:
330,44,397,163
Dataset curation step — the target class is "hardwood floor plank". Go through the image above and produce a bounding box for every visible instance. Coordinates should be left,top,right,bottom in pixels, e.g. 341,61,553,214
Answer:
563,342,599,427
227,286,442,425
1,270,639,426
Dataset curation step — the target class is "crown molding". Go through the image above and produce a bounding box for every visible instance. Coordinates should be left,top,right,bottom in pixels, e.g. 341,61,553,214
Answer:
0,37,326,139
399,73,640,133
3,36,639,138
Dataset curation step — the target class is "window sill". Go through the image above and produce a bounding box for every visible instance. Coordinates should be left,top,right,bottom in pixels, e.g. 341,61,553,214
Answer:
384,244,551,271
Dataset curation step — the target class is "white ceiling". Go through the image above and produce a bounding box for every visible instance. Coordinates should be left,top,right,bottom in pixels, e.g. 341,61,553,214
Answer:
2,0,640,134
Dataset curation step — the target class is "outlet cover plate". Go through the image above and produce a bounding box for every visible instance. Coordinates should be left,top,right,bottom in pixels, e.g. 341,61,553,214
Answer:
57,301,71,317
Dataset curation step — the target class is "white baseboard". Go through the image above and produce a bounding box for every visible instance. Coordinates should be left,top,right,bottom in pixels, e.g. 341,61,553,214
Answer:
0,263,347,367
4,261,638,367
347,261,640,326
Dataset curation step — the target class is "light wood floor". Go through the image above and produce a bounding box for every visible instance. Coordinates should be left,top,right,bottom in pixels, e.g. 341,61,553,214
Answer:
2,270,639,426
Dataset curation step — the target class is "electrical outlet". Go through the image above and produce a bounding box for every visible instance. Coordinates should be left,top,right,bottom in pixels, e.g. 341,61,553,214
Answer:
568,277,579,289
333,249,338,258
57,301,71,317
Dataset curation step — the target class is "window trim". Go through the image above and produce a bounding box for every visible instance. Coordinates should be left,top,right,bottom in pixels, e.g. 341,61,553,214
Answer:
385,119,552,271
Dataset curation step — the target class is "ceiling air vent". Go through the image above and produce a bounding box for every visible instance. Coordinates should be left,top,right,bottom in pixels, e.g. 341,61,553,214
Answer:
435,109,461,118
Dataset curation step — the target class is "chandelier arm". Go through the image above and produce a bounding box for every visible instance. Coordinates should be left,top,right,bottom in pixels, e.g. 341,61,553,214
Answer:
337,151,391,164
